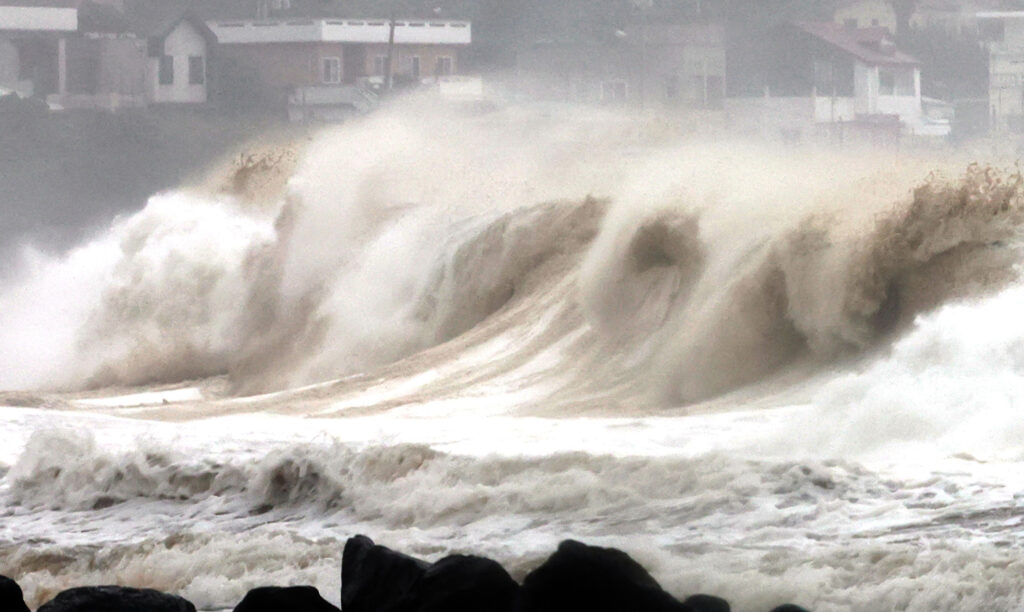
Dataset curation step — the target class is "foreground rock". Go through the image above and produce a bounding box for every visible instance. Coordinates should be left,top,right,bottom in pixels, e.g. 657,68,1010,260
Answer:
233,586,339,612
684,594,731,612
342,535,430,611
515,540,694,612
409,554,518,612
342,535,518,612
0,576,30,612
37,586,196,612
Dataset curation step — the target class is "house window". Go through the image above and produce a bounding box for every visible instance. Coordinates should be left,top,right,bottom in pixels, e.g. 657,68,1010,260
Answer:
409,56,421,79
188,56,205,85
879,69,895,95
871,18,879,26
158,55,174,85
813,59,835,93
844,18,857,29
322,56,341,84
664,75,680,101
600,80,628,104
374,55,387,76
435,56,452,76
17,44,33,80
705,75,723,108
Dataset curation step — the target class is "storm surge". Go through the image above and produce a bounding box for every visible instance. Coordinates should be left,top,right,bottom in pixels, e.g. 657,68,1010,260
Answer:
1,105,1022,410
8,106,1024,612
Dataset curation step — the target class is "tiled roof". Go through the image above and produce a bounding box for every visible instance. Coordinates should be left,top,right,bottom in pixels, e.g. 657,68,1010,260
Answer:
795,21,918,66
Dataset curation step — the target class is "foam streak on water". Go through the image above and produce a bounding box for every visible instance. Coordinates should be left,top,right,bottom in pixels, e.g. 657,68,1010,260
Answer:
2,104,1024,611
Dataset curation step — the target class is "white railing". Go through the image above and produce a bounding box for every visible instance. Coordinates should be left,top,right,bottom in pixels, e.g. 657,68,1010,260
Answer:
289,84,378,114
210,19,471,45
0,7,77,32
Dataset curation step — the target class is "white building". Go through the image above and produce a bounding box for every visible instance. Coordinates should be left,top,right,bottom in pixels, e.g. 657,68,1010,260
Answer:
978,11,1024,131
728,22,933,143
0,6,77,99
146,14,216,105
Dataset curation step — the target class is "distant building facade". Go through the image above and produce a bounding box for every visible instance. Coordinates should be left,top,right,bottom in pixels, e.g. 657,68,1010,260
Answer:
978,11,1024,131
0,5,77,99
517,22,726,112
48,12,215,110
727,22,932,143
833,0,898,34
207,18,472,119
911,0,984,35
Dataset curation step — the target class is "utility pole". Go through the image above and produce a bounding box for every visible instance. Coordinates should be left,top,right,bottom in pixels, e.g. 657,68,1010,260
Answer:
385,4,397,91
632,0,653,110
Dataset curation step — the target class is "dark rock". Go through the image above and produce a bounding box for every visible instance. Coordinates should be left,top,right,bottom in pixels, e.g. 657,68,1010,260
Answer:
410,554,519,612
341,535,429,612
233,586,339,612
0,575,30,612
37,586,196,612
515,540,694,612
770,606,811,612
684,594,731,612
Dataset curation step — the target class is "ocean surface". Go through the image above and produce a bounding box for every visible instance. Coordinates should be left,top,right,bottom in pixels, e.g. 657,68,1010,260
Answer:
3,105,1024,611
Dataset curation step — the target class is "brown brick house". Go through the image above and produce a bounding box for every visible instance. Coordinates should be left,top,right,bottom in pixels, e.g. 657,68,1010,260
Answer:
208,18,471,118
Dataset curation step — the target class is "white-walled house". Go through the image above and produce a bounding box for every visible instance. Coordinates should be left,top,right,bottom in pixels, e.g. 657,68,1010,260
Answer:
146,14,216,105
727,22,933,142
0,6,77,99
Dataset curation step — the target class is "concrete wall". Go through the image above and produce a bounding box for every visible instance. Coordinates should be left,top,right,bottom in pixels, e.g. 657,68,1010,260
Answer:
149,21,208,104
726,96,815,141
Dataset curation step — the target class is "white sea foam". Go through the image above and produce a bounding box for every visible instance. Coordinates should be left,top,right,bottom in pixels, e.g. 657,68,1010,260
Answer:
3,104,1024,610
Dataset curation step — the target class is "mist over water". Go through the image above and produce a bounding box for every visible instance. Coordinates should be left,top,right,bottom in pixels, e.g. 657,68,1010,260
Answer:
5,104,1024,610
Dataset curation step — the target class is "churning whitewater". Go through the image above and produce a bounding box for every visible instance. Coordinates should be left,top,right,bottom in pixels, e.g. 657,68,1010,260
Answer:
4,106,1024,611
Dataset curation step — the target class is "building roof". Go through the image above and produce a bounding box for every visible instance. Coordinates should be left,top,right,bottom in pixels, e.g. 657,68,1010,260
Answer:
146,13,217,56
0,6,76,31
795,21,918,66
977,10,1024,17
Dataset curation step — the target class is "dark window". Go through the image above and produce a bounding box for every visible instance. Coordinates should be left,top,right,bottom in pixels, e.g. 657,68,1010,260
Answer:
17,44,32,79
188,56,205,85
844,18,857,29
879,69,895,95
321,57,340,84
409,56,420,79
705,75,723,108
895,69,915,96
664,75,679,100
435,56,452,76
374,55,386,76
600,80,628,104
159,55,174,85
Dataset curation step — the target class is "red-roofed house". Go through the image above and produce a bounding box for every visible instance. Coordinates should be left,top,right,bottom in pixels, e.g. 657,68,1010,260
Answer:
727,21,934,142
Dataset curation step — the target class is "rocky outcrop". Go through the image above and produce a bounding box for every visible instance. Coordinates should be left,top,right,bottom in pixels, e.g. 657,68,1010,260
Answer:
36,586,196,612
233,585,339,612
0,575,30,612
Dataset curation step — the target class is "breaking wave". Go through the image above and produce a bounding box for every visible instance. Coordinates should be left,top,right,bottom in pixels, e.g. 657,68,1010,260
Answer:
1,104,1023,407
